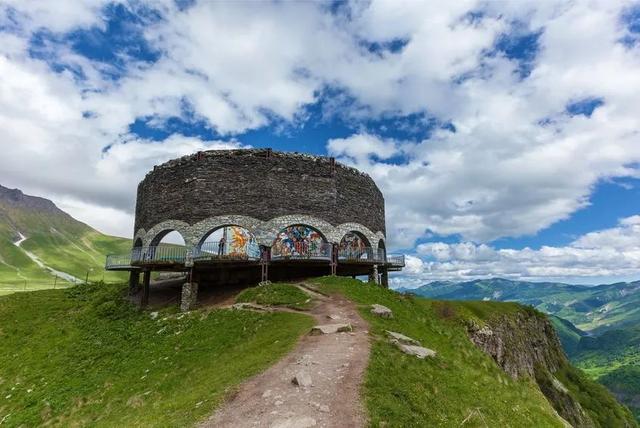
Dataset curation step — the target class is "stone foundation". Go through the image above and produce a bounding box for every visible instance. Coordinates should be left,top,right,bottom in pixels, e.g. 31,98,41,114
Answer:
180,282,199,312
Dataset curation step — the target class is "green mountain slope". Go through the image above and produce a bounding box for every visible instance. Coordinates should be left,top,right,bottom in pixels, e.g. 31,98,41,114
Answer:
549,315,588,357
0,185,131,294
0,279,634,427
399,278,640,421
398,277,640,333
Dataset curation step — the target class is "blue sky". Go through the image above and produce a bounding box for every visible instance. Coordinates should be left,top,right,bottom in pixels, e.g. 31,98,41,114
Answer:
2,1,640,285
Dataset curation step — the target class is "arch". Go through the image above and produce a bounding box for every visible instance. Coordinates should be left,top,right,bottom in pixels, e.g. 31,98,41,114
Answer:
271,224,328,259
133,228,147,247
133,237,143,248
261,215,335,246
377,238,387,261
144,220,191,247
329,222,379,248
198,224,260,259
339,230,372,261
149,230,186,247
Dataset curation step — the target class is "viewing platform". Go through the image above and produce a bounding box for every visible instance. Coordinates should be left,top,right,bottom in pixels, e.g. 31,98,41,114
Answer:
115,149,404,310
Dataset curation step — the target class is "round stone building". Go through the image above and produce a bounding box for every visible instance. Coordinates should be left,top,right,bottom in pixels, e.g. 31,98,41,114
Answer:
106,149,404,310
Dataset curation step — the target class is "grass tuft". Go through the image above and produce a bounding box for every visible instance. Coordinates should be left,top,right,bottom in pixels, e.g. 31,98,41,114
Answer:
236,283,312,310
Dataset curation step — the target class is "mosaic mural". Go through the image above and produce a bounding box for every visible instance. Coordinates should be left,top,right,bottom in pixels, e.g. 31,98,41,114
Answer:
228,226,260,258
202,226,259,258
339,231,369,259
272,225,325,258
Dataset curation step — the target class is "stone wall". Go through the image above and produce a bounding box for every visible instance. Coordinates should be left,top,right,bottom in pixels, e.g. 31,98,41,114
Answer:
134,149,386,241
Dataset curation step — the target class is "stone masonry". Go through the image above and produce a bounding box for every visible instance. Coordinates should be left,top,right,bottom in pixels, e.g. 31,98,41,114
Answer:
134,149,386,239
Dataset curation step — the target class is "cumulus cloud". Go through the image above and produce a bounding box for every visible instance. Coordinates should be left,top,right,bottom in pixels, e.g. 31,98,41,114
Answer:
0,0,639,259
394,216,640,286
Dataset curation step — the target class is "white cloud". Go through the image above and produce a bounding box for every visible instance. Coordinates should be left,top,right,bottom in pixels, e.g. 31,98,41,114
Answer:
399,216,640,286
1,0,640,259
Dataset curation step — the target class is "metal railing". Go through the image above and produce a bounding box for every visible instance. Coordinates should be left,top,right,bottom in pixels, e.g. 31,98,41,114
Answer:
386,254,405,267
271,242,333,261
105,254,135,269
131,246,188,264
195,242,261,261
106,244,406,270
338,247,375,262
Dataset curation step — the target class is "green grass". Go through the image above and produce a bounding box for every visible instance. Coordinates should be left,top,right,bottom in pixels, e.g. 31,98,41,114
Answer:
0,282,313,427
312,276,636,427
236,283,312,309
312,277,570,427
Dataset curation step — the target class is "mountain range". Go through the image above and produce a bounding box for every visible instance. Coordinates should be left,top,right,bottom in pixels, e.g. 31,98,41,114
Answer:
397,277,640,420
0,185,130,294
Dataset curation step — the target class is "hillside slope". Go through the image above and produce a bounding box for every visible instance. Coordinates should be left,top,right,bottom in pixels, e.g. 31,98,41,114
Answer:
316,277,635,427
398,278,640,333
1,279,634,426
0,185,130,293
400,278,640,421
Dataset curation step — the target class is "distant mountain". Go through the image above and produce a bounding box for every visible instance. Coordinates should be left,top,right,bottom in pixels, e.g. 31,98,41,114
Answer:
397,277,640,333
397,277,640,420
0,185,131,293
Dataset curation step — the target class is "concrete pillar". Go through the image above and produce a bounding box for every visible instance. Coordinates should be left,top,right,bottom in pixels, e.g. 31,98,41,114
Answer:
180,282,198,312
141,270,151,308
128,270,140,295
368,264,379,284
380,268,389,288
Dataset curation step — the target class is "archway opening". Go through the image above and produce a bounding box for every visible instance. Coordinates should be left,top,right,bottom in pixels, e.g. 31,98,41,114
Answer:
199,226,259,259
378,239,386,261
339,231,371,260
272,225,329,259
147,230,187,262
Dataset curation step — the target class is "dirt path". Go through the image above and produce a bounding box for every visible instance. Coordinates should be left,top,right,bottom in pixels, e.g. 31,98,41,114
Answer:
200,287,371,428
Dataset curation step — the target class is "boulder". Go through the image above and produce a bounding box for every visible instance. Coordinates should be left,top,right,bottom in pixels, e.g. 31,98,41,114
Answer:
396,343,436,359
371,304,393,318
292,371,313,387
310,324,353,335
386,330,421,346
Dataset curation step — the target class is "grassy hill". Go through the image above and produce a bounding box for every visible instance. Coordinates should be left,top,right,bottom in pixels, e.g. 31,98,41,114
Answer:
0,185,131,294
0,278,634,427
400,278,640,421
398,278,640,334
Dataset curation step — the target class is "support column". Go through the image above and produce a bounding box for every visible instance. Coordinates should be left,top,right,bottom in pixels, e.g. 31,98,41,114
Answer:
260,245,270,284
128,270,140,295
368,264,379,285
380,267,389,288
180,281,199,312
140,270,151,308
330,243,338,276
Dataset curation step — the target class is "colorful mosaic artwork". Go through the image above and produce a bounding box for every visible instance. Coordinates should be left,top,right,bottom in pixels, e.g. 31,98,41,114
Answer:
227,226,260,258
272,225,325,257
339,232,369,259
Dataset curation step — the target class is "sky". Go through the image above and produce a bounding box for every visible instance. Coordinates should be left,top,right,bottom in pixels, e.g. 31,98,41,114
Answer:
1,0,640,286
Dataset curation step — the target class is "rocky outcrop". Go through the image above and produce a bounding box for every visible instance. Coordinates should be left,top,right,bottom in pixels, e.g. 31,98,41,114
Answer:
466,310,595,427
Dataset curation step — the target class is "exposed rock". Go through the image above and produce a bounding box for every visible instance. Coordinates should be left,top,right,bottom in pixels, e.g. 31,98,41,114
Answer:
326,314,341,320
310,324,352,335
371,304,393,318
231,302,273,312
271,416,317,428
386,331,420,346
396,343,436,359
292,371,313,387
466,311,595,427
